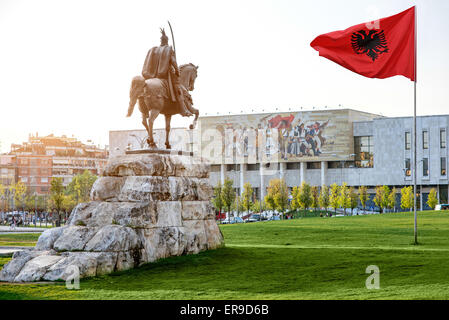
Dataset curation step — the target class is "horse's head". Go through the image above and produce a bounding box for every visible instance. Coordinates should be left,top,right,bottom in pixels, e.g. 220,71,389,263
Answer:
179,63,198,91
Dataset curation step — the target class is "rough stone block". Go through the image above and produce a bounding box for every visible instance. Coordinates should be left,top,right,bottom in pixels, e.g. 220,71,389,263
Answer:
34,227,65,251
90,176,125,201
204,219,225,250
182,220,208,254
182,201,215,220
84,225,140,252
14,255,63,282
53,226,98,252
156,201,182,227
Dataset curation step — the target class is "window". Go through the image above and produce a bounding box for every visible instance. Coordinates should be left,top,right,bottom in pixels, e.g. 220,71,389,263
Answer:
210,165,221,172
354,136,374,168
286,162,300,170
422,130,428,149
423,158,429,176
247,163,260,171
441,157,447,176
226,164,237,171
41,177,48,183
328,161,354,168
328,161,342,169
21,177,28,183
306,162,321,169
441,129,446,149
405,132,411,150
405,158,411,176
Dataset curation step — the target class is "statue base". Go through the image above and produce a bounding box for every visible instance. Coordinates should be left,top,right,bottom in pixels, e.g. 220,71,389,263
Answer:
0,153,223,282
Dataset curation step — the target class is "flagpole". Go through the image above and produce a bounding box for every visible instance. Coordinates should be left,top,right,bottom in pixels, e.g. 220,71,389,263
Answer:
413,6,418,245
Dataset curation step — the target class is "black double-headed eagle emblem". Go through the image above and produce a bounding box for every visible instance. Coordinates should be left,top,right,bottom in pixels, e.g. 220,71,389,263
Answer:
351,29,389,61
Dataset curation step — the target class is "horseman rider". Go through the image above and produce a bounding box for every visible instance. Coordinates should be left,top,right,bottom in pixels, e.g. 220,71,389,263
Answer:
142,28,192,117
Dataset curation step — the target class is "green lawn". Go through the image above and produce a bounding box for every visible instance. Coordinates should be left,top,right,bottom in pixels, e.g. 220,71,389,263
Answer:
0,233,41,247
1,211,449,299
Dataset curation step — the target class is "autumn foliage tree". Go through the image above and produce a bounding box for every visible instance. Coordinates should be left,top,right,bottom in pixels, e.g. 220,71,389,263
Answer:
318,185,330,212
401,186,414,212
427,188,438,210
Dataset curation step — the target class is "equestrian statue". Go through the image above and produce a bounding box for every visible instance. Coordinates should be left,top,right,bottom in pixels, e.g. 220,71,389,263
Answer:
127,26,199,149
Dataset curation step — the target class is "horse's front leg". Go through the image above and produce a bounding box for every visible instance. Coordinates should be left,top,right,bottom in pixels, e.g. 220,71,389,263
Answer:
147,108,160,149
188,106,199,130
164,114,172,149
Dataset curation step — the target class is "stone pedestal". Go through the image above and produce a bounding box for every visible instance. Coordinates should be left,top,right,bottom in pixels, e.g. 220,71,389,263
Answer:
0,153,224,282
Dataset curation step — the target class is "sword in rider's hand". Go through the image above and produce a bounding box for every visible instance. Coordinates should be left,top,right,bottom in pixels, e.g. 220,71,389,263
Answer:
167,20,176,59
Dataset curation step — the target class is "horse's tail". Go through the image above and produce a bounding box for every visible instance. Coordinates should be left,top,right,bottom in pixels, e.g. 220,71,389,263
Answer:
127,75,146,117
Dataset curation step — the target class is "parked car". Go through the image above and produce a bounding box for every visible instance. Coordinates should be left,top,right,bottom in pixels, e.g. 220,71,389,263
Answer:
246,214,262,223
221,216,245,224
215,211,226,221
233,217,244,224
435,204,449,210
268,215,281,221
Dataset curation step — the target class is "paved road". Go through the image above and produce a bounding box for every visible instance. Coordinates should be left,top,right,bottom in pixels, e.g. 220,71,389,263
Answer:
0,226,46,233
0,246,29,256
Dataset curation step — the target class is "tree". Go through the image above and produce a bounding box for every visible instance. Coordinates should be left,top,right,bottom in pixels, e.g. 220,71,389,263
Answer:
251,200,262,213
14,181,27,211
373,185,388,213
49,177,65,226
427,188,438,210
311,186,319,211
388,187,397,212
298,181,312,211
212,181,224,220
264,179,279,212
401,186,414,212
273,179,289,218
241,182,253,216
291,186,301,211
62,195,77,216
8,185,15,210
381,185,391,212
329,183,340,214
67,170,98,204
0,184,6,212
221,178,235,219
358,185,368,213
349,187,358,215
265,179,289,219
232,195,244,216
338,182,351,215
25,193,36,213
318,185,330,212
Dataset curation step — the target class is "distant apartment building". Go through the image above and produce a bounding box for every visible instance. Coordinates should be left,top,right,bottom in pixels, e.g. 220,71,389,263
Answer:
1,133,108,194
0,155,17,186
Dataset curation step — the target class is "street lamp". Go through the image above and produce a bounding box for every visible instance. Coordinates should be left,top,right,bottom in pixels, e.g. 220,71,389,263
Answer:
34,191,37,227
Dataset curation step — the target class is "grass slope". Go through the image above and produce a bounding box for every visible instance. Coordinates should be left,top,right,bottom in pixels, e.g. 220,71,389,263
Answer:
1,211,449,299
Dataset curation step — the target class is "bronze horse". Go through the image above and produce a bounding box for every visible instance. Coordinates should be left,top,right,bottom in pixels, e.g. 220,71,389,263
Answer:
127,63,199,149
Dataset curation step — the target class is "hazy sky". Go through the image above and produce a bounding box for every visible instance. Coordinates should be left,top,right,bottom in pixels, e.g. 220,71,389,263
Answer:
1,0,448,153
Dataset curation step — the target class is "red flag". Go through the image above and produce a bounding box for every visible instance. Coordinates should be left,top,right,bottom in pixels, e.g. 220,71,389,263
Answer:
310,6,415,81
